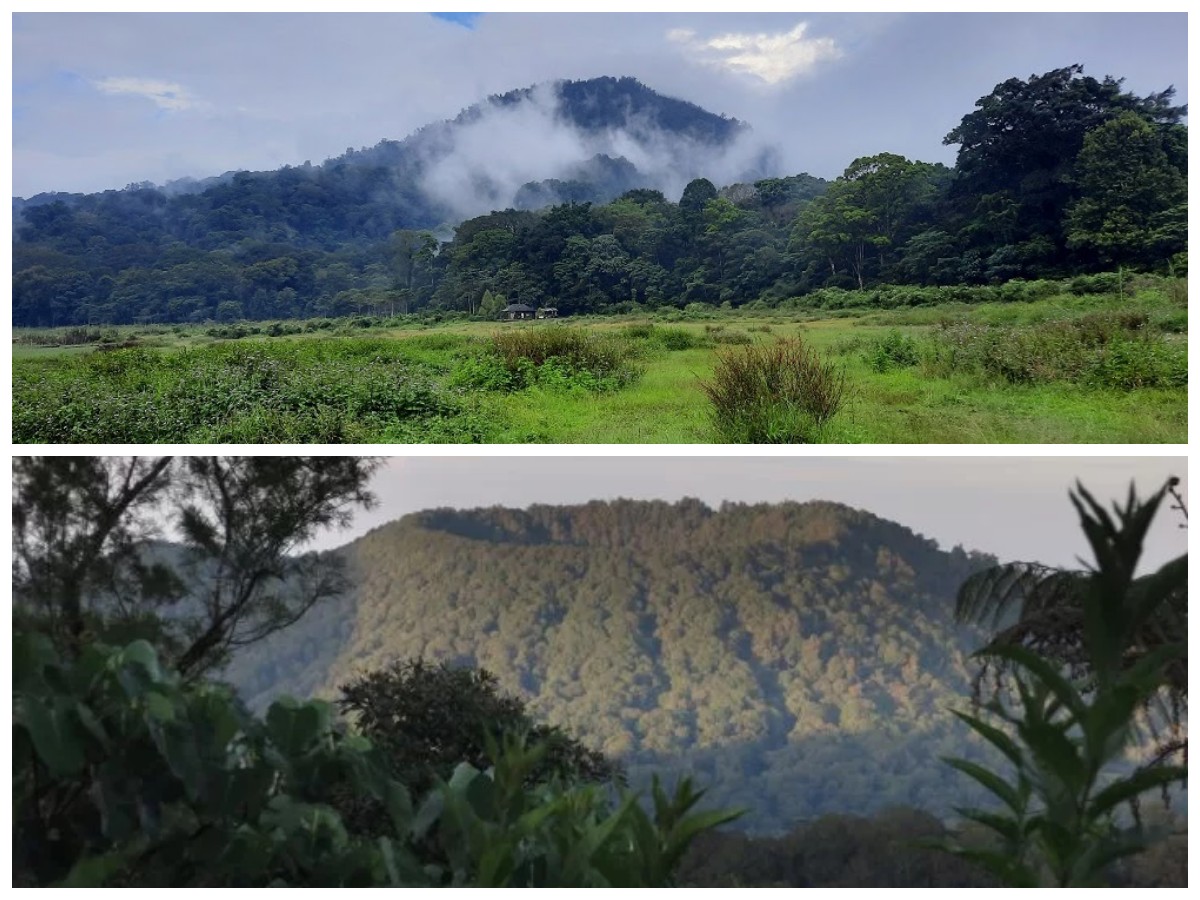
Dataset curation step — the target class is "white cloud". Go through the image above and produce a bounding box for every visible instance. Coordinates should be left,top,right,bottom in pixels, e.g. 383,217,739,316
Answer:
669,21,841,85
93,76,200,111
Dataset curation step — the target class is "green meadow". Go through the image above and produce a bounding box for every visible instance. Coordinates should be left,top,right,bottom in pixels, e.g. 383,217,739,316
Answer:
12,283,1187,444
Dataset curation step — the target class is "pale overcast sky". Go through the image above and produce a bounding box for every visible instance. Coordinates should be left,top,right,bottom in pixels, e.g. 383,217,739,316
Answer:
304,457,1188,574
11,10,1188,197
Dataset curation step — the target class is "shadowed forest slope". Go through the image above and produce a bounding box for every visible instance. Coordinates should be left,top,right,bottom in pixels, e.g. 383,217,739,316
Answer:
225,499,999,831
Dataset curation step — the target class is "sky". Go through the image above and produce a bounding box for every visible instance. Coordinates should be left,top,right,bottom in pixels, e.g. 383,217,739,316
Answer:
303,456,1188,574
10,10,1189,198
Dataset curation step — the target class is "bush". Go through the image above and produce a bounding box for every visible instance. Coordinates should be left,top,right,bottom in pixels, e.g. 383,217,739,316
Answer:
481,328,639,392
13,634,738,888
701,338,846,443
925,315,1185,389
13,633,408,887
865,330,921,372
13,340,479,444
619,323,703,351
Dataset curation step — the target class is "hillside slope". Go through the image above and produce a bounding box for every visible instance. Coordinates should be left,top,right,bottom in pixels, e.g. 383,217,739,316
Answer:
225,499,999,831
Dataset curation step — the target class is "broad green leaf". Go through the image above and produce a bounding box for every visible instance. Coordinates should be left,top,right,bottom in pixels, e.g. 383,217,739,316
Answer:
447,761,482,792
410,790,445,841
16,695,86,777
144,690,176,723
119,640,163,681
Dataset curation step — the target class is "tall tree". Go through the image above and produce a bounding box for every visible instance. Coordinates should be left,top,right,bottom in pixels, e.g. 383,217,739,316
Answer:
944,65,1186,261
1064,114,1187,268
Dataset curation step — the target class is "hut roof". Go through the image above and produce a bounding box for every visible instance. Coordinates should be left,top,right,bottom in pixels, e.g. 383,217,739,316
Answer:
502,303,536,312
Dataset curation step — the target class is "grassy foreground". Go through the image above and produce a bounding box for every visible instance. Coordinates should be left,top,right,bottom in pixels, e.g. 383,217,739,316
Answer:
12,285,1187,444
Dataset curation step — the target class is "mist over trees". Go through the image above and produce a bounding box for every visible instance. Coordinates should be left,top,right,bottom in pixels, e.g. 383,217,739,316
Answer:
12,66,1186,327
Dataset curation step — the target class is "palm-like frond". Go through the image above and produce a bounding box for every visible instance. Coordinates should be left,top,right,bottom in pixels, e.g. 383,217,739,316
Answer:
955,480,1187,764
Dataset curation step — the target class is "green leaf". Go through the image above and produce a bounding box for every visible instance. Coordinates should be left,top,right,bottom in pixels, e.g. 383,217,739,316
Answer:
1088,765,1188,819
942,757,1024,814
951,806,1021,844
144,690,176,723
950,710,1024,768
16,695,86,777
12,631,57,692
1018,719,1085,797
54,851,129,887
266,698,328,757
447,761,481,792
982,643,1086,721
1120,642,1186,690
411,790,445,841
663,806,746,868
119,640,163,682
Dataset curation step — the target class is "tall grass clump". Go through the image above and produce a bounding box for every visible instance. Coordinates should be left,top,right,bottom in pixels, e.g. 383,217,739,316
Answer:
701,338,846,443
466,327,640,392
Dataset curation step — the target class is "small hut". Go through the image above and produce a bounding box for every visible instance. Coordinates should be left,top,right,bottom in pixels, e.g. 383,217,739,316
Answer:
536,307,559,319
501,303,536,321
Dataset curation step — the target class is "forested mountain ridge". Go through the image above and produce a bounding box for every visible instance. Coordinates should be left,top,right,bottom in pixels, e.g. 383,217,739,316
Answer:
14,65,1184,327
224,498,1001,831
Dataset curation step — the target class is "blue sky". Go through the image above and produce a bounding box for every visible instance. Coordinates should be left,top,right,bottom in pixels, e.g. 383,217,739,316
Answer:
11,11,1189,197
303,457,1188,574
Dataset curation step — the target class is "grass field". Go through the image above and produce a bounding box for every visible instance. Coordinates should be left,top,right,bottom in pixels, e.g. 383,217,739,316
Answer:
12,284,1187,444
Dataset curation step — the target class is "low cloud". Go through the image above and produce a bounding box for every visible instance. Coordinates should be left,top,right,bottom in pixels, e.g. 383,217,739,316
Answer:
92,76,200,111
415,81,779,221
669,21,841,85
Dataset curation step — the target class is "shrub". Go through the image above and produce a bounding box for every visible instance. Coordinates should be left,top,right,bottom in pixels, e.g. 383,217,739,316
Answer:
865,330,921,372
925,315,1185,389
656,326,702,350
701,338,846,443
12,340,477,444
13,634,409,887
13,634,738,888
619,323,702,351
483,328,639,392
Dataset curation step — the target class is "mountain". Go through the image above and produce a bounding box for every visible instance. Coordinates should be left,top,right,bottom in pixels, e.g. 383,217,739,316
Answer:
14,77,768,244
222,498,1000,832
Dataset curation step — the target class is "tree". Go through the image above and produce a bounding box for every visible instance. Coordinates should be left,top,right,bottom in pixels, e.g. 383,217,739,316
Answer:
387,229,437,313
945,65,1186,260
1064,113,1187,267
12,456,380,679
679,178,718,215
337,658,619,801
